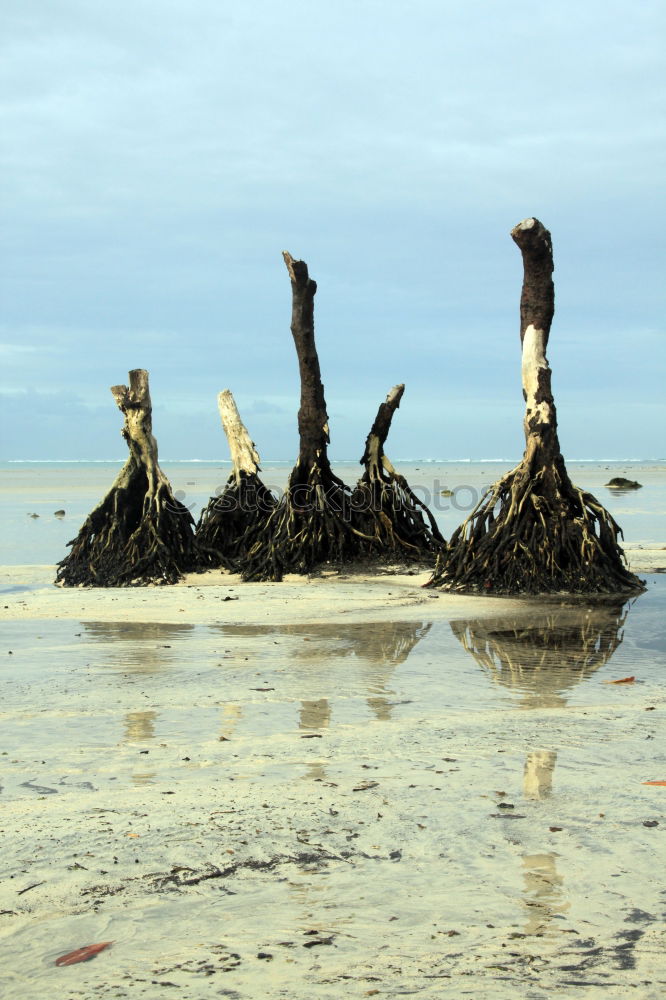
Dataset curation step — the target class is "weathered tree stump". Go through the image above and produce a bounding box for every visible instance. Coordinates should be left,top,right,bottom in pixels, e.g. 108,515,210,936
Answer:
242,252,371,581
56,369,197,586
428,218,644,595
353,384,445,561
196,390,277,570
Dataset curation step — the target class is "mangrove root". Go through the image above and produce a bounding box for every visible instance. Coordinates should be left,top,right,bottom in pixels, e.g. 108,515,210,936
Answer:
56,369,197,586
428,218,644,595
241,252,373,581
352,383,445,562
196,390,277,570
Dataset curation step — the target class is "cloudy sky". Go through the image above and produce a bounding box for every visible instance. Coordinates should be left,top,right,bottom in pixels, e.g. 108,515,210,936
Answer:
1,0,664,462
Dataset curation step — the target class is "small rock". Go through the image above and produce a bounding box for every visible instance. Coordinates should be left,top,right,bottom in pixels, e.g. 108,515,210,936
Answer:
605,477,642,489
54,509,66,517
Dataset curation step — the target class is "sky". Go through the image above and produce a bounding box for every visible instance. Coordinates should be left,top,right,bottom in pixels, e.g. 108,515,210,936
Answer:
1,0,664,463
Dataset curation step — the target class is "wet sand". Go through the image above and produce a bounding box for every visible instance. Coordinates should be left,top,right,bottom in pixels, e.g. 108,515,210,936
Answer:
1,563,665,998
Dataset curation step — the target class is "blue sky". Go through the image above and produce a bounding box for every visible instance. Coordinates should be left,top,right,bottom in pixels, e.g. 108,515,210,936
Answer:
1,0,664,461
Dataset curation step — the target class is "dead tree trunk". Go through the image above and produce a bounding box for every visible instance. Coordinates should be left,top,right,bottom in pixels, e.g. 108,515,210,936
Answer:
242,252,371,581
429,218,644,595
353,384,445,561
56,369,197,586
195,390,277,570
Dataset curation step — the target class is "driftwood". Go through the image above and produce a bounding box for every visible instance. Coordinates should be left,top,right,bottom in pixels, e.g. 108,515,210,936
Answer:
56,369,197,586
429,218,644,595
242,253,372,581
196,390,277,570
352,384,445,560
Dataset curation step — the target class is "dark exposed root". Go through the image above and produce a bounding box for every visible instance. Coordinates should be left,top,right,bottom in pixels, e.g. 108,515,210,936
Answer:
240,467,375,582
195,472,278,571
56,463,198,587
352,472,445,564
428,461,645,595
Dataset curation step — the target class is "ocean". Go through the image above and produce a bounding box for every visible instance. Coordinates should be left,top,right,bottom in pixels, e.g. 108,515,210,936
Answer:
1,459,664,566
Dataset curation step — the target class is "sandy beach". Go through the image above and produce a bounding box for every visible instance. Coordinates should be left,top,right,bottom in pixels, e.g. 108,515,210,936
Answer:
1,551,665,999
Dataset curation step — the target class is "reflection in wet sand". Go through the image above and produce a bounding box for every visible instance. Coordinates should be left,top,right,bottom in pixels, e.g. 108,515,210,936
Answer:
299,698,331,731
521,852,570,936
215,620,431,724
450,600,631,709
82,621,195,674
215,620,431,663
523,750,557,800
299,698,331,782
220,703,242,742
83,622,197,764
453,599,635,937
124,709,158,742
123,710,158,783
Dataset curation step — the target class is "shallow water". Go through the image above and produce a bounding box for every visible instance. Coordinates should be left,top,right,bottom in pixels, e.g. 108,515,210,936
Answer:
1,584,663,770
0,579,664,997
1,460,665,564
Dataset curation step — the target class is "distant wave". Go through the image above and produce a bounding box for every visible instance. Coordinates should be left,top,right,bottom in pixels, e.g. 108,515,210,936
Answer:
6,458,126,463
4,456,664,465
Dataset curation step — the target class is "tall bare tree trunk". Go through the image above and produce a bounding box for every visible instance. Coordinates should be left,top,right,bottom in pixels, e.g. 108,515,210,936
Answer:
242,252,371,581
196,390,276,570
56,369,197,586
353,384,444,560
429,218,644,595
284,253,333,483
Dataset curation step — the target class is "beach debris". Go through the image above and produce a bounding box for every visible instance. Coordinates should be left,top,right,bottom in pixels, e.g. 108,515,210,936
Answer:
240,253,376,581
351,384,445,562
55,369,198,586
643,820,659,827
353,780,379,791
603,675,635,684
642,780,666,786
196,390,278,570
605,477,642,490
27,512,39,518
55,941,113,966
302,935,335,948
17,882,45,895
427,218,645,595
